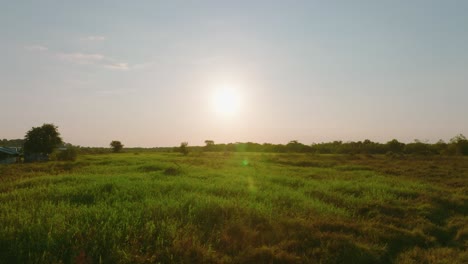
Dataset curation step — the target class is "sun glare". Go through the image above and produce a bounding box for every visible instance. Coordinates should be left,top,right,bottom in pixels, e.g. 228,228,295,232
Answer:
213,87,240,116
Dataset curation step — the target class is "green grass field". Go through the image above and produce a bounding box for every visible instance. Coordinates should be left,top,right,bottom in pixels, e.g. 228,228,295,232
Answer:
0,152,466,263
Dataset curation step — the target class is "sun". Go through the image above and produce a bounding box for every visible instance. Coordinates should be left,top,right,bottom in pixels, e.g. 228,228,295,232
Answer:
213,87,240,116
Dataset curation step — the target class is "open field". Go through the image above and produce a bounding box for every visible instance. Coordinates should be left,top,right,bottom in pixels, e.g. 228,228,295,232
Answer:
0,152,467,263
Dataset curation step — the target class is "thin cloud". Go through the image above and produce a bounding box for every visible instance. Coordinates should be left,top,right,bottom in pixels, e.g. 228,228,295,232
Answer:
57,52,129,71
25,40,131,71
57,53,105,64
84,35,106,41
24,45,48,52
104,62,130,71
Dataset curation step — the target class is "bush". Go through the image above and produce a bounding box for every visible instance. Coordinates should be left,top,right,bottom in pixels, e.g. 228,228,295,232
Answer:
450,134,468,155
56,147,78,161
179,142,189,156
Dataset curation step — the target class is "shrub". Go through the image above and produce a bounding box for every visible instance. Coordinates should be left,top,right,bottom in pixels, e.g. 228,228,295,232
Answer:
179,142,189,156
56,147,78,161
450,134,468,155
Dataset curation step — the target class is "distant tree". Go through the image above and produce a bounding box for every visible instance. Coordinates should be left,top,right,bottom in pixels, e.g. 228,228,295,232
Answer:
286,140,308,152
179,142,189,155
405,139,431,155
0,138,24,148
432,139,448,154
449,134,468,155
226,143,236,152
110,141,124,153
204,140,215,151
24,124,63,156
386,139,405,153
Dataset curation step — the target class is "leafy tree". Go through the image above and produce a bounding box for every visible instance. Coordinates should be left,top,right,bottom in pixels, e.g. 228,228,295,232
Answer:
431,139,448,154
386,139,405,153
179,142,189,155
0,139,24,148
449,134,468,155
286,140,309,152
110,141,124,153
24,124,63,155
204,140,215,151
405,139,431,155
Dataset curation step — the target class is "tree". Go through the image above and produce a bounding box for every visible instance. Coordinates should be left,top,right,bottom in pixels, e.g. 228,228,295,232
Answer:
110,141,124,153
405,139,431,155
24,124,63,155
204,140,214,151
432,139,448,154
286,140,307,152
386,139,405,153
179,142,189,155
449,134,468,155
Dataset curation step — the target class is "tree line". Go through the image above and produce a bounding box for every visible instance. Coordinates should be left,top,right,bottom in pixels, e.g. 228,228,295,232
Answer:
194,136,468,156
2,124,468,159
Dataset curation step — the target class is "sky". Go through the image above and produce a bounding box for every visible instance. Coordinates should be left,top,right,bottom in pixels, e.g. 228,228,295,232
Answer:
1,1,467,147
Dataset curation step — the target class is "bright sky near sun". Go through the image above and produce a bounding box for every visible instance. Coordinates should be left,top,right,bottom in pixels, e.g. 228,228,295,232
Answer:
1,1,467,147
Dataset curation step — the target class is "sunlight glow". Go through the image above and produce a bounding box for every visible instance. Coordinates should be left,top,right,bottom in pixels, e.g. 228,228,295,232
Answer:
213,87,241,116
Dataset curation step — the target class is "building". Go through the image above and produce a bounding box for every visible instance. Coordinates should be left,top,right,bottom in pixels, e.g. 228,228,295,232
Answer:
0,147,20,164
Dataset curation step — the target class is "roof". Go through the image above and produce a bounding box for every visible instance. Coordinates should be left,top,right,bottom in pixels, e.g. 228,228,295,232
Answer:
0,147,20,155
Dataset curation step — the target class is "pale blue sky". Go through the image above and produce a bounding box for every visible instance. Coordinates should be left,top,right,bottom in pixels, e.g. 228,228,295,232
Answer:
1,1,467,147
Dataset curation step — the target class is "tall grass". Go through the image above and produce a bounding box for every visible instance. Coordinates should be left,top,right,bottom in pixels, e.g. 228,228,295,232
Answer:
0,153,466,263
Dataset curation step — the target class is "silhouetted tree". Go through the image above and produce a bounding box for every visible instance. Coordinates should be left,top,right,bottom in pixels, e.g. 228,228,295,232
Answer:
204,140,214,151
386,139,405,153
286,140,309,152
405,139,432,155
432,139,448,154
450,134,468,155
0,138,25,148
24,124,63,156
179,142,189,155
110,141,124,153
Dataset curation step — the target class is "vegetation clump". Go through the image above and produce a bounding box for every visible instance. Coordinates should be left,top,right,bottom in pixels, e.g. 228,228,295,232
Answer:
23,124,63,161
110,140,124,153
179,142,189,156
53,146,78,161
176,135,468,156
